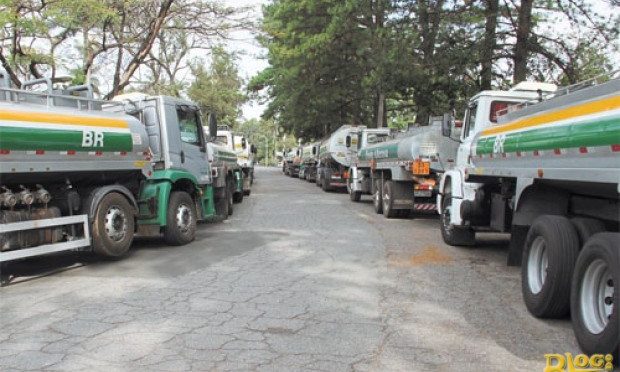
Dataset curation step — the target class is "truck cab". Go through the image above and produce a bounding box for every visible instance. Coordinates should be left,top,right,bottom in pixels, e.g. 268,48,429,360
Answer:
111,93,220,241
437,83,557,229
347,128,392,200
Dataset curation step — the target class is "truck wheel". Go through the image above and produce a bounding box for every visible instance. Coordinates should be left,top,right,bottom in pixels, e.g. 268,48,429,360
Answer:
322,171,331,192
348,179,361,202
373,179,383,214
92,192,135,258
440,193,474,246
233,191,243,203
522,215,580,318
164,191,196,246
571,217,606,246
382,181,399,218
570,233,619,356
227,178,234,216
214,187,229,220
316,171,322,187
244,189,251,196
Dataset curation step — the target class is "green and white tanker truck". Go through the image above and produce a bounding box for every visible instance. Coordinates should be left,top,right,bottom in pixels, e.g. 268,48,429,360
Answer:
299,142,320,182
316,125,365,191
350,122,459,218
214,126,256,196
0,75,221,263
437,77,619,356
206,131,245,215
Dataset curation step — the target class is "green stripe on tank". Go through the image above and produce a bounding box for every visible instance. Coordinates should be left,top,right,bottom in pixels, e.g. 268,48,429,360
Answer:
476,117,620,155
359,143,399,161
0,126,133,151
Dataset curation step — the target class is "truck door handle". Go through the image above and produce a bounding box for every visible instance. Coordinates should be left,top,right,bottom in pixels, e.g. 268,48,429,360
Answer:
180,151,185,163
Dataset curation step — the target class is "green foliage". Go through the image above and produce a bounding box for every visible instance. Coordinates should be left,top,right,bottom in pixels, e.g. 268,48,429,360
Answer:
236,118,296,165
187,47,247,128
253,0,618,137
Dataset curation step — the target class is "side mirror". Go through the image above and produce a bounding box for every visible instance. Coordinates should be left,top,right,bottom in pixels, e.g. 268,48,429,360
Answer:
312,146,317,155
208,113,218,139
345,135,351,148
251,144,257,154
442,113,452,137
241,137,247,149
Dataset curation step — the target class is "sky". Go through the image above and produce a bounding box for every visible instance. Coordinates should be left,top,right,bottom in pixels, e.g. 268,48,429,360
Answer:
224,0,270,120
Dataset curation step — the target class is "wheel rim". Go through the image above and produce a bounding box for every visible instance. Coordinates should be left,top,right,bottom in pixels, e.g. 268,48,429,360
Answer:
580,259,613,334
441,199,453,235
374,186,381,207
383,186,390,210
104,206,127,242
176,204,192,233
527,236,549,295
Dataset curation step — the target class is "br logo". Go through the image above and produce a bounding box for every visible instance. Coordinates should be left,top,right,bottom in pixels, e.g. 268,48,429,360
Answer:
544,353,614,372
82,130,105,147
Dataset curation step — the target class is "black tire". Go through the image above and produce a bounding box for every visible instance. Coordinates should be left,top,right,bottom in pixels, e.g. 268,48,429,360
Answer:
440,193,475,246
321,170,331,192
244,189,251,196
316,171,322,187
571,233,619,356
92,192,135,258
571,217,606,247
214,187,229,220
347,178,361,202
233,191,243,203
164,191,197,246
373,179,383,214
227,178,234,216
382,181,399,218
522,215,580,318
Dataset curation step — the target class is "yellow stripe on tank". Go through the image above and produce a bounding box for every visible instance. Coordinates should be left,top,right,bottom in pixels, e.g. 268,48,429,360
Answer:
0,110,129,129
482,95,620,136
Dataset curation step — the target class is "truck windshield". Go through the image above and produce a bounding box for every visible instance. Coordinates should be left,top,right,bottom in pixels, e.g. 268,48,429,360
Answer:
216,136,229,145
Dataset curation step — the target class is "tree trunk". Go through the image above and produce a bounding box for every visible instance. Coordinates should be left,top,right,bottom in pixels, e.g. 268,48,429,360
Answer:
513,0,533,83
481,0,499,90
376,92,386,128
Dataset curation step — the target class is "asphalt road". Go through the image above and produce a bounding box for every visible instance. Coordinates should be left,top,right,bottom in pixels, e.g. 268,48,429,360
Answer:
0,167,580,371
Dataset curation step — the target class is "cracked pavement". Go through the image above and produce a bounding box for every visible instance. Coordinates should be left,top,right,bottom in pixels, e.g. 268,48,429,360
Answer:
0,167,580,371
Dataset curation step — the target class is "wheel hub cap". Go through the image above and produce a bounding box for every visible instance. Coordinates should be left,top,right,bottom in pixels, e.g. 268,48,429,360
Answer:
105,206,127,242
580,259,613,334
176,204,192,233
527,236,548,295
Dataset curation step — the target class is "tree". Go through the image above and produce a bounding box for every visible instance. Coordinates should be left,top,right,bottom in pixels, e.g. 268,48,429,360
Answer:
187,47,246,128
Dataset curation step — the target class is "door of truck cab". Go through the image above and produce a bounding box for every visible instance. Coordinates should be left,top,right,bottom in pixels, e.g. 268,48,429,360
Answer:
169,104,211,184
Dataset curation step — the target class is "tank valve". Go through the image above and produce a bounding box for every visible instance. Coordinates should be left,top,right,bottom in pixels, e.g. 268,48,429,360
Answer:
18,185,35,206
0,187,17,208
35,185,52,204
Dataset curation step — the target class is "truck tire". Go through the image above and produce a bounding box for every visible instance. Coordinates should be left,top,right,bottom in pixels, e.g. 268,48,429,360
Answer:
92,192,135,258
440,193,475,246
348,179,361,202
214,187,229,220
233,191,243,203
571,217,606,247
522,215,580,318
227,178,234,216
316,171,322,187
382,181,399,218
373,179,383,214
570,233,618,356
164,191,197,246
322,170,331,192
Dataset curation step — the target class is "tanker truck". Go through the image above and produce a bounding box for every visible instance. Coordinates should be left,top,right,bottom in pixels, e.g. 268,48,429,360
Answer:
437,77,619,356
284,146,302,177
299,142,320,182
316,125,365,191
214,126,256,196
206,135,244,214
347,127,393,200
0,75,220,264
351,122,459,218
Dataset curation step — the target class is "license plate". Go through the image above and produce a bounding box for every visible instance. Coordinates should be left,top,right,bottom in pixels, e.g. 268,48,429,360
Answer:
412,160,430,175
414,190,432,198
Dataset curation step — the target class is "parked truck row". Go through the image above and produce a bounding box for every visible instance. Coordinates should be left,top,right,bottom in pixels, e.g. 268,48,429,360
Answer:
0,71,255,269
282,75,619,357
